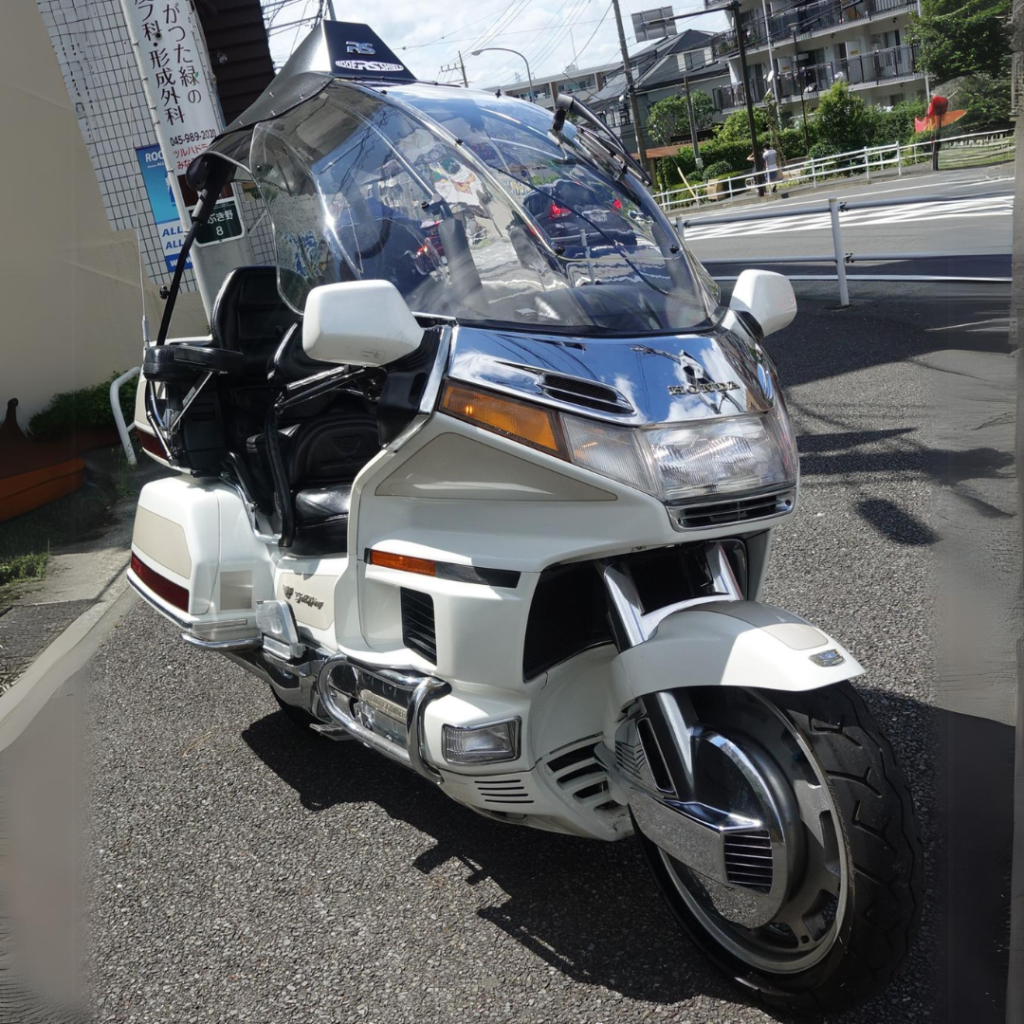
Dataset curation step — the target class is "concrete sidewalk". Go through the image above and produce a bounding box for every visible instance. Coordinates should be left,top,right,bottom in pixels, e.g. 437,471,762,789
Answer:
0,447,156,748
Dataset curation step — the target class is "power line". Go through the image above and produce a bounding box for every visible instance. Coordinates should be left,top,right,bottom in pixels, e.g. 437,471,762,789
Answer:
574,1,614,64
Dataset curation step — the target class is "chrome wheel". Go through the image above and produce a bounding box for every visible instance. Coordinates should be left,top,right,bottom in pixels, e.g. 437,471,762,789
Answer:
656,689,848,974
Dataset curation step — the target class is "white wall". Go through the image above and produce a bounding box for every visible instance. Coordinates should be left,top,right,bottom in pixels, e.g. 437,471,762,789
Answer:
0,1,207,424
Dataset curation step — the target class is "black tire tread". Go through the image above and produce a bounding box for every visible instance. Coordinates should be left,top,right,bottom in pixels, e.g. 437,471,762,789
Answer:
639,682,922,1015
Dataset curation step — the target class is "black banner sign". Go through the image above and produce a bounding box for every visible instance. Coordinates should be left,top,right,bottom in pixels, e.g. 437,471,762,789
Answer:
322,22,417,83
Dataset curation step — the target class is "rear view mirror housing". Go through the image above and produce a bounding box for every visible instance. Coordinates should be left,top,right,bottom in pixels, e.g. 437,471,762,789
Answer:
303,280,424,366
729,270,797,338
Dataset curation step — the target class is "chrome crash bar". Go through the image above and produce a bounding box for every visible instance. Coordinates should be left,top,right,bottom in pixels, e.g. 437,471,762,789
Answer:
314,655,450,784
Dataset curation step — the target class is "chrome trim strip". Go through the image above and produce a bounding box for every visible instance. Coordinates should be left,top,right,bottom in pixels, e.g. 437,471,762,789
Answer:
384,325,454,451
129,576,261,651
419,324,453,416
181,633,262,652
600,542,743,651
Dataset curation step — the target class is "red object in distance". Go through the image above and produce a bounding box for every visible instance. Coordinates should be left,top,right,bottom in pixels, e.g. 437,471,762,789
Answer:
549,202,571,219
927,95,949,117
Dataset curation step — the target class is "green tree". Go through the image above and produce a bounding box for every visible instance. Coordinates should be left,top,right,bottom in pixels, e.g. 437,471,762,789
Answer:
715,106,770,141
813,80,870,152
689,90,716,131
647,91,716,145
951,73,1012,130
910,0,1010,82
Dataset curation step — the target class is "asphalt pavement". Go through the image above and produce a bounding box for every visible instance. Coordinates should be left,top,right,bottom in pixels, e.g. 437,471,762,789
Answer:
0,281,1016,1024
681,165,1013,283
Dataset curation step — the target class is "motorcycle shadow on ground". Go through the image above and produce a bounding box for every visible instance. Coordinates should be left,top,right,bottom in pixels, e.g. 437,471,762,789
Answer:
241,708,760,1013
241,682,1014,1024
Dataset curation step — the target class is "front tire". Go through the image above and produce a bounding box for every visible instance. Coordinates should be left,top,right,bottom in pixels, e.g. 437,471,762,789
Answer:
637,682,921,1014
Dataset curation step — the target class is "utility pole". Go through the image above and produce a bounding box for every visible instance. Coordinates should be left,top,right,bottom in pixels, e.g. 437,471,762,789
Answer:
683,76,702,171
611,0,652,176
729,0,764,196
458,51,469,88
1008,1,1024,1016
792,28,810,151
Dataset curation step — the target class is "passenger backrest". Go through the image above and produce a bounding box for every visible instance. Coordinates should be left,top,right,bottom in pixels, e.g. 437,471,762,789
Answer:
210,266,298,372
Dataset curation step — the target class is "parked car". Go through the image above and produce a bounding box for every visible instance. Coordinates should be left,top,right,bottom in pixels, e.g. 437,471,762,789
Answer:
523,179,637,255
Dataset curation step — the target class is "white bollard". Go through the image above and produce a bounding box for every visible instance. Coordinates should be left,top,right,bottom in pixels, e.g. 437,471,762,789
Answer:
828,197,850,307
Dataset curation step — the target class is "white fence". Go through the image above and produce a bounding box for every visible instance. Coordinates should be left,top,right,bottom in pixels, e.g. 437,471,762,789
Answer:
653,129,1014,211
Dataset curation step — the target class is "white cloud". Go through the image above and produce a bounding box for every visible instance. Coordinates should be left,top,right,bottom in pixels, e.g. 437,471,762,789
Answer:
262,1,727,89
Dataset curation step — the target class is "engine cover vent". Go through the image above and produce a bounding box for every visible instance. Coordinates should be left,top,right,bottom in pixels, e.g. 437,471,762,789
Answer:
723,829,774,893
614,739,647,783
669,491,795,531
400,588,436,663
538,373,634,415
474,778,533,805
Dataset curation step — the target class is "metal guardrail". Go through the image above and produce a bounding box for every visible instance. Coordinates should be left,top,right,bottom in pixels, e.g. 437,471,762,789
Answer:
110,367,141,466
674,192,1011,306
652,129,1014,211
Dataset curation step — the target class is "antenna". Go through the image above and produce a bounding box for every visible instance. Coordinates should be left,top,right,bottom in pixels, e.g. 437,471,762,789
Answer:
136,227,150,346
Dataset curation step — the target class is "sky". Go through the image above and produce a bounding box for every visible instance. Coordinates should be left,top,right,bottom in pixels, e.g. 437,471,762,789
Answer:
260,0,729,90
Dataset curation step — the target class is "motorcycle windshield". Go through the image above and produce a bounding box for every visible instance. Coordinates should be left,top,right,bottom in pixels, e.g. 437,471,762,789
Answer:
251,81,715,334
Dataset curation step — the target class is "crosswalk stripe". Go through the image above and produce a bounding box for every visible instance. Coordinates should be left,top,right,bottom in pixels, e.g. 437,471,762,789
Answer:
683,196,1011,240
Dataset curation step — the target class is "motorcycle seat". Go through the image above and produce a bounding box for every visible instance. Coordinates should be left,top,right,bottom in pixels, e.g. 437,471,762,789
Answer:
291,485,351,556
211,266,298,377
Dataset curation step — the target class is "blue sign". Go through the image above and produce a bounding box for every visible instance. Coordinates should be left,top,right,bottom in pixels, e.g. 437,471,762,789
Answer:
135,145,192,273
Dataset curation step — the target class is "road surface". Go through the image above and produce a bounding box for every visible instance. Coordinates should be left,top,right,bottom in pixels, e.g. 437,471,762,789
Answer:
680,165,1012,282
0,283,1015,1024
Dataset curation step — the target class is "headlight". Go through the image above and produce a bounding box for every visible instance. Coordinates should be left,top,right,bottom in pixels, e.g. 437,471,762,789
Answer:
563,400,797,502
645,401,797,500
441,381,797,504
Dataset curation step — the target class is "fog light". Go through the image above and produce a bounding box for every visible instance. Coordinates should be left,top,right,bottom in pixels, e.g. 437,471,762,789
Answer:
442,719,521,765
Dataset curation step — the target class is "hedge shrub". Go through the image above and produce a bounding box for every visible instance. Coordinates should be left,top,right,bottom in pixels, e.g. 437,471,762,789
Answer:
29,371,136,441
701,160,734,181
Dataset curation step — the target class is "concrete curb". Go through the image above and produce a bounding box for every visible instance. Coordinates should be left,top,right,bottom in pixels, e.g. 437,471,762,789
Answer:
0,573,138,752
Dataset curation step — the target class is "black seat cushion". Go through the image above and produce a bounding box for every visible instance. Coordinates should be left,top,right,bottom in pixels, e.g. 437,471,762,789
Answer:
291,485,351,556
211,266,299,376
284,410,380,486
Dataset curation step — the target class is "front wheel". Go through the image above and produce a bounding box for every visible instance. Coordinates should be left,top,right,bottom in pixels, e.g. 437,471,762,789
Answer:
635,683,921,1014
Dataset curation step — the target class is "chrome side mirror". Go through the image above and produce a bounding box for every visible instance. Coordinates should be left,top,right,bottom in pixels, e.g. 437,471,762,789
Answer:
303,280,423,366
729,270,797,338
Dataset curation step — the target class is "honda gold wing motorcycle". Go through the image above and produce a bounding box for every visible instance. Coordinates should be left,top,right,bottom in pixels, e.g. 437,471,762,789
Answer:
127,21,920,1014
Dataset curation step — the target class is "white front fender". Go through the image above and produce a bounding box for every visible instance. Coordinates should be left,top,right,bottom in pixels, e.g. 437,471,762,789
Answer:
609,601,863,708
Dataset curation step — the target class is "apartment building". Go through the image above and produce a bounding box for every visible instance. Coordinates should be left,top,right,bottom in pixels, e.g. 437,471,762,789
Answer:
587,30,731,157
709,0,928,114
485,31,730,159
492,62,618,109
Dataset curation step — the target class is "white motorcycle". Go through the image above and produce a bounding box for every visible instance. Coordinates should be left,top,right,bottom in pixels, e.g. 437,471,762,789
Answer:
128,24,920,1013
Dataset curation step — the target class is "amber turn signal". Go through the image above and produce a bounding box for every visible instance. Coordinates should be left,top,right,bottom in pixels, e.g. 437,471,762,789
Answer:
439,382,566,457
367,550,437,576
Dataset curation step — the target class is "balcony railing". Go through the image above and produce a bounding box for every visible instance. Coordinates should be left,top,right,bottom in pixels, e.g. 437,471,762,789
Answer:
713,43,920,110
711,0,917,59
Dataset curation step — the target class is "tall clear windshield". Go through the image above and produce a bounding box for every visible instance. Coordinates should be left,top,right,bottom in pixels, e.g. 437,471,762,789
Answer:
251,82,716,334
